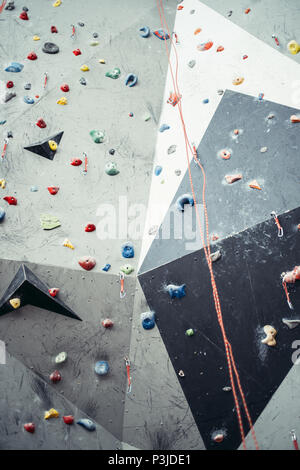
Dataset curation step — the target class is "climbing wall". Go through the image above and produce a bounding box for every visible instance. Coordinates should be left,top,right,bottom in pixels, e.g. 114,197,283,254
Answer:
1,0,300,451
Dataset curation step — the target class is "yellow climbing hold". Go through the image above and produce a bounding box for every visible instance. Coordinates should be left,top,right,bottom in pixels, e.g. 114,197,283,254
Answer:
33,35,40,41
57,97,67,105
48,140,58,151
287,40,300,55
44,408,60,420
80,64,90,72
99,59,106,64
63,238,75,250
9,298,21,309
261,325,277,347
232,76,244,86
53,0,61,7
0,179,6,189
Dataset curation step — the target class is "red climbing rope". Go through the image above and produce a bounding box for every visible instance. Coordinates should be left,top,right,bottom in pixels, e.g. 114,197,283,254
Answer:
155,0,259,450
282,281,293,309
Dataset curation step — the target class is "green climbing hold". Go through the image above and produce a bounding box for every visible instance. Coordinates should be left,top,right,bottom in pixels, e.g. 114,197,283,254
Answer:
105,162,119,175
40,214,61,230
90,130,105,143
120,264,134,275
185,328,194,337
105,67,121,79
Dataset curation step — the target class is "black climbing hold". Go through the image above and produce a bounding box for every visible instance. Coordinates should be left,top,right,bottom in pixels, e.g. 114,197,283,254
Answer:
93,33,98,38
7,131,13,138
78,22,84,27
24,131,64,161
109,149,115,155
22,6,29,11
0,264,81,321
42,42,59,54
79,77,86,86
5,1,15,10
4,91,16,103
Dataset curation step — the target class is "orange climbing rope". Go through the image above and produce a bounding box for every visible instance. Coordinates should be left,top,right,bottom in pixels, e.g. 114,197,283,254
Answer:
155,0,259,450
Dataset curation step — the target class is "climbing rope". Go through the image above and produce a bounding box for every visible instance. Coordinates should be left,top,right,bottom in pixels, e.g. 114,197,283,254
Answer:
156,0,259,450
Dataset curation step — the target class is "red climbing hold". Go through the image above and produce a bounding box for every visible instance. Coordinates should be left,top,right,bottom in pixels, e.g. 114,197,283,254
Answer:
3,196,17,205
51,25,58,33
245,8,251,14
24,423,35,433
50,370,62,383
19,11,29,20
217,46,224,52
78,256,96,271
60,83,70,92
47,187,59,195
63,416,74,425
6,81,14,89
36,119,46,129
73,49,81,56
102,318,114,328
71,158,82,166
27,52,37,61
85,224,96,232
49,288,59,297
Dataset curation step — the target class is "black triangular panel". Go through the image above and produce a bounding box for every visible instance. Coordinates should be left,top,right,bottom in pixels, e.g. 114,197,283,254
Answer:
24,131,64,160
0,264,81,321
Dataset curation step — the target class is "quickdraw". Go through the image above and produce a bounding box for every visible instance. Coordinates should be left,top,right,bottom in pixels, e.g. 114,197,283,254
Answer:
1,138,8,159
173,32,180,44
281,266,300,309
44,72,48,89
271,211,283,238
119,271,126,299
291,430,299,450
124,356,132,393
167,91,181,107
83,152,88,174
71,24,76,38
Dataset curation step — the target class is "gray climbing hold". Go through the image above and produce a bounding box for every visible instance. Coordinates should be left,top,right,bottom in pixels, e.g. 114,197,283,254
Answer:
168,145,176,154
77,419,96,431
30,186,38,192
282,318,300,329
222,386,232,392
188,60,196,68
139,26,150,38
210,250,221,263
217,89,224,95
5,1,15,10
4,91,16,103
175,169,181,176
79,77,87,85
78,22,84,27
42,42,59,54
55,351,67,364
24,83,31,90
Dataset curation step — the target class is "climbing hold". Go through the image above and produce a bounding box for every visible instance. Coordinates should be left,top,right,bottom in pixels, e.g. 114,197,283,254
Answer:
90,40,99,46
129,112,134,117
36,119,47,128
24,96,34,104
0,208,5,222
121,242,134,259
245,8,251,14
102,319,114,328
5,2,15,10
79,77,86,85
63,416,74,425
53,0,61,7
232,76,244,85
217,89,224,95
120,264,134,275
282,318,300,329
178,370,185,377
9,298,21,309
287,40,300,55
185,329,194,336
94,361,109,376
84,224,96,233
105,67,121,79
168,145,177,155
55,351,67,364
153,29,169,40
225,174,242,184
154,165,162,176
194,28,202,35
109,149,115,155
262,325,277,347
102,264,111,272
60,83,69,92
258,92,264,101
210,250,221,263
4,91,16,103
42,42,59,54
40,214,61,230
70,157,82,167
27,52,37,61
197,41,213,51
222,386,232,392
166,284,186,299
203,98,209,104
78,22,84,27
176,194,194,211
30,186,38,192
57,97,67,105
19,10,28,20
0,120,7,125
290,114,300,123
0,179,6,189
48,140,57,152
216,46,224,52
48,186,59,196
63,238,74,250
93,33,99,38
3,196,17,206
260,146,268,153
140,311,156,330
80,64,89,72
98,59,106,64
243,54,248,60
143,113,151,121
24,423,35,433
213,432,224,443
139,26,150,38
282,266,300,284
78,256,96,271
249,180,262,190
44,408,59,420
159,123,170,133
24,83,31,90
6,81,14,88
51,26,58,33
73,49,81,56
125,73,138,87
5,62,24,72
33,35,40,41
188,60,196,68
50,370,61,383
77,419,96,431
90,130,105,143
105,162,119,176
219,149,231,160
49,288,59,297
25,132,64,160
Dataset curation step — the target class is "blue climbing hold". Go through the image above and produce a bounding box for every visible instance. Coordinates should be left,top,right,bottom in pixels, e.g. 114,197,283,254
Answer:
125,73,138,87
176,194,194,211
154,165,162,176
94,360,109,376
141,311,156,330
153,29,170,40
0,120,6,125
24,96,34,104
121,242,134,258
159,123,170,133
166,284,186,299
77,419,96,431
5,62,24,73
139,26,150,38
0,208,6,222
203,98,209,104
102,263,111,272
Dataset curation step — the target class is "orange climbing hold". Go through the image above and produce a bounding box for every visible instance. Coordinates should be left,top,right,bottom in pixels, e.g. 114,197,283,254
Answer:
225,174,242,184
217,46,224,52
245,8,251,14
290,114,300,123
194,28,202,35
219,149,231,160
249,180,262,190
